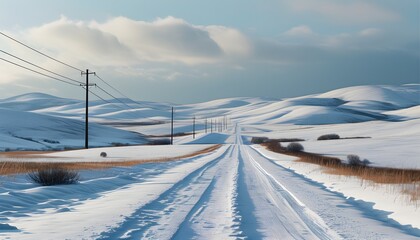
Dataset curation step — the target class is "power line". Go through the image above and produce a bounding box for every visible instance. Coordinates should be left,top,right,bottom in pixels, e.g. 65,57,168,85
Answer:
0,31,84,73
95,85,137,110
94,74,169,111
95,84,166,123
0,57,80,87
83,86,111,105
83,86,147,122
95,74,130,101
0,50,84,85
92,85,162,123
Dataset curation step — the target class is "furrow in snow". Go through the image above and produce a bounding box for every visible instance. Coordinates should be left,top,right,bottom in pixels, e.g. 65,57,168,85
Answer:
248,145,420,239
98,146,234,240
173,144,243,239
2,145,229,240
243,145,340,239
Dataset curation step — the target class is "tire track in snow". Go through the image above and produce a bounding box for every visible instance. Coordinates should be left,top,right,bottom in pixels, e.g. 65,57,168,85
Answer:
232,124,339,240
1,146,230,240
173,144,244,240
98,146,234,240
249,145,420,239
243,145,340,239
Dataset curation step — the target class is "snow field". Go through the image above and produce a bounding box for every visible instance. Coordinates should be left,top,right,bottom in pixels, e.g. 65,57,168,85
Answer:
1,145,229,239
0,84,419,239
253,144,420,231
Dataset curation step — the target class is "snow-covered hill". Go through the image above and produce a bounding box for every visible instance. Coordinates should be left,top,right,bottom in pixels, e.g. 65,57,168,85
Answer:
0,108,146,151
0,84,418,150
1,84,420,239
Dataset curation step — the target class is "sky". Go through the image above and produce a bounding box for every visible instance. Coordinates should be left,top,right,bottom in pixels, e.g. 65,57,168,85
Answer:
0,0,419,103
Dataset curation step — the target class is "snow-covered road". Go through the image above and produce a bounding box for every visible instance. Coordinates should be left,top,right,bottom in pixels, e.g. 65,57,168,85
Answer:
1,125,419,239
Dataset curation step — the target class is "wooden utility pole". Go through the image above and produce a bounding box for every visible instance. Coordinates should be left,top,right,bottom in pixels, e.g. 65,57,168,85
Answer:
193,116,196,139
81,69,95,149
171,107,174,145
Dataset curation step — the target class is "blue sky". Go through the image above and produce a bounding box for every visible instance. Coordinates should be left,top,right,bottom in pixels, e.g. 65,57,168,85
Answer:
0,0,419,103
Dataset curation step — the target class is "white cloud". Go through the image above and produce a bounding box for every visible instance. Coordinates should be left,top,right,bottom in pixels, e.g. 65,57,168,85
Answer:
284,25,314,36
29,16,136,66
0,15,412,93
0,16,255,85
204,26,251,56
95,16,224,64
359,28,382,37
288,0,399,24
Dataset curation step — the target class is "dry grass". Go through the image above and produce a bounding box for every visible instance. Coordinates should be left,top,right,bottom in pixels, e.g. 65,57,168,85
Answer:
262,141,420,184
262,140,420,203
0,145,221,176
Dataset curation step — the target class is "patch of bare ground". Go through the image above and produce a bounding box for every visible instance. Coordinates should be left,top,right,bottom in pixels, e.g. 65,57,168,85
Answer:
261,140,420,204
0,145,221,176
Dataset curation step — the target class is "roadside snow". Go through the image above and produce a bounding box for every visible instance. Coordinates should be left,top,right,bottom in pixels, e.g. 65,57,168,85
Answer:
0,145,214,163
253,145,420,230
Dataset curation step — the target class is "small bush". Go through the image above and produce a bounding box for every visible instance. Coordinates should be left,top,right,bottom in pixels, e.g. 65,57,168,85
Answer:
347,154,361,166
251,137,269,144
362,159,371,165
28,168,80,186
318,134,340,140
286,142,304,152
100,152,107,157
347,154,370,166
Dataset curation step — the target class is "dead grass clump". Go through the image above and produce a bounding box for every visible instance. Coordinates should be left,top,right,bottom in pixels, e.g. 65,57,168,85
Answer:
251,137,269,144
323,165,420,184
28,168,80,186
262,141,341,166
318,134,340,140
252,137,304,144
0,145,222,176
261,139,420,204
262,140,420,184
347,154,370,167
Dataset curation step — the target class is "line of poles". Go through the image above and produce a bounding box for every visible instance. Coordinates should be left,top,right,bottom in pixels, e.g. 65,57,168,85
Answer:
170,111,230,144
1,31,232,149
0,31,171,149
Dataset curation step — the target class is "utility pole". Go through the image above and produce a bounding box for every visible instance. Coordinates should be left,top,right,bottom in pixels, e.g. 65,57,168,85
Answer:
211,119,213,133
193,116,196,139
222,117,225,131
81,69,95,149
171,107,174,145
